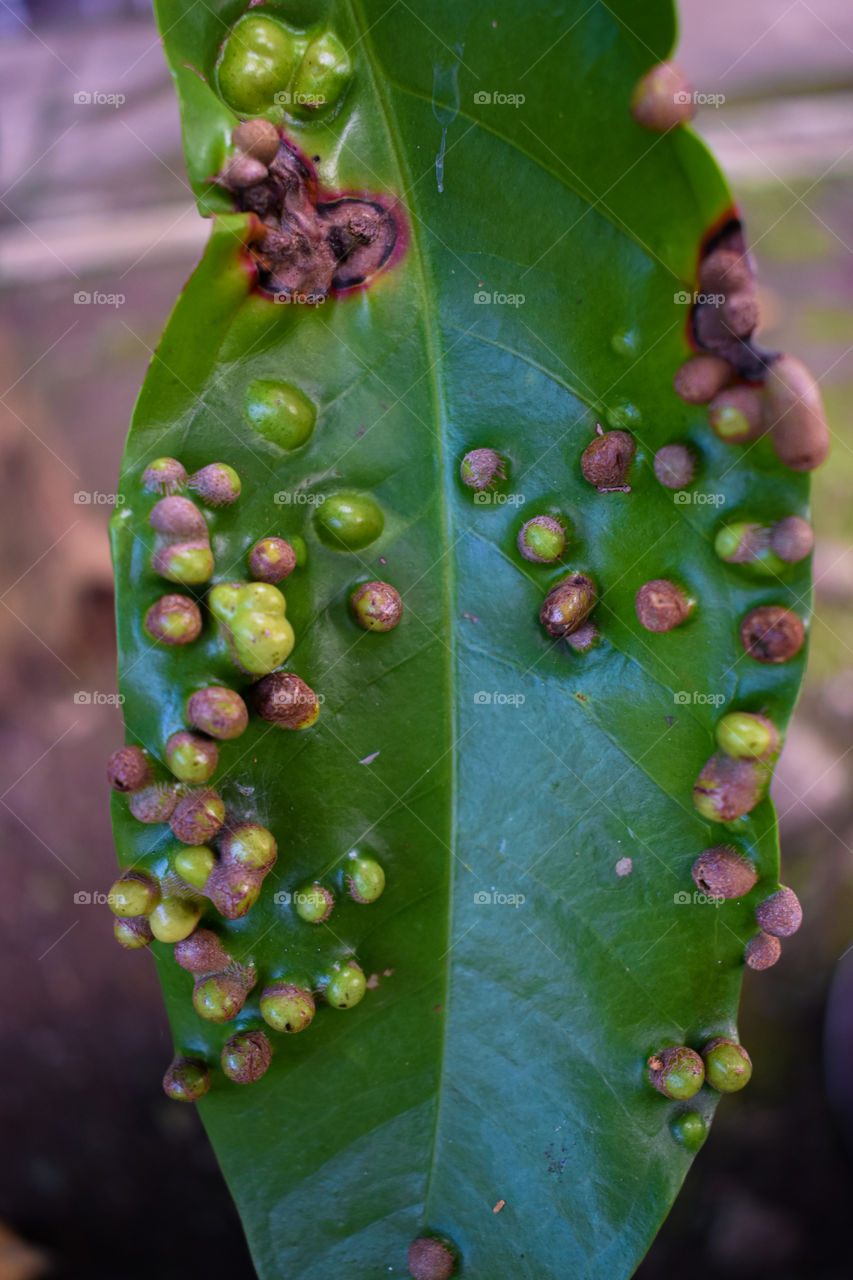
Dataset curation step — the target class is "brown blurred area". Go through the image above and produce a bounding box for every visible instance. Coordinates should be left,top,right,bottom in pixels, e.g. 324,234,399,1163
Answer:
0,2,851,1277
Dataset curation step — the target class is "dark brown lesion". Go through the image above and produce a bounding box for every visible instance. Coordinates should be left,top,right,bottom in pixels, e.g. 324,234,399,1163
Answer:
216,135,400,301
690,217,775,381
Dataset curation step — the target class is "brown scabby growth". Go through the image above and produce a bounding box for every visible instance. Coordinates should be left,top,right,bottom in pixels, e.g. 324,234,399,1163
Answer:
222,138,399,298
204,863,262,919
740,605,805,664
699,248,754,294
187,686,249,740
691,846,758,898
249,537,297,583
580,429,634,492
746,931,782,970
407,1236,456,1280
565,620,598,653
654,444,695,489
630,62,694,132
765,354,830,472
144,594,202,646
128,782,179,824
770,515,814,563
173,929,232,975
233,118,280,165
460,448,506,491
187,463,241,507
635,579,693,632
169,789,225,845
107,745,151,793
540,574,597,639
673,355,732,405
693,753,766,823
253,672,320,729
755,885,803,938
114,915,154,950
148,496,207,539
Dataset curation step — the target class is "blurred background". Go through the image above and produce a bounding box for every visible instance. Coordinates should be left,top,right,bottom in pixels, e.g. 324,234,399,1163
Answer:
0,2,851,1277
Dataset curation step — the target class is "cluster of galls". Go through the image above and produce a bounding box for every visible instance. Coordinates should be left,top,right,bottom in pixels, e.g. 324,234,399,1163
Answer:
110,456,404,1100
688,843,802,972
647,1036,753,1149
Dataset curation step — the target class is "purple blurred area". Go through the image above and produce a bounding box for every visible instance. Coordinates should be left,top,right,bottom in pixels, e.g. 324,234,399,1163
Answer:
0,2,851,1278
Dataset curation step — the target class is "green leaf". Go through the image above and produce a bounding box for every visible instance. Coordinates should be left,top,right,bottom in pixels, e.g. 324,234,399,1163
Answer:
110,1,812,1276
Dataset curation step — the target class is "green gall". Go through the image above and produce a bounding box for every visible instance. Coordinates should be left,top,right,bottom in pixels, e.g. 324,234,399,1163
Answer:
113,915,154,950
407,1236,456,1280
248,537,297,583
755,885,802,938
211,582,294,675
647,1045,704,1100
144,594,202,646
540,573,597,639
106,745,152,793
323,959,366,1009
162,1055,210,1103
770,515,814,563
295,882,334,924
670,1111,707,1153
208,583,242,622
108,871,161,918
653,444,696,490
187,686,249,740
691,846,757,899
713,521,780,569
221,1030,273,1083
142,457,186,495
740,605,805,665
290,32,352,118
166,731,218,784
580,429,635,491
345,854,386,904
204,864,263,919
149,896,202,943
173,845,217,890
128,782,179,824
745,931,782,970
253,672,320,729
151,540,214,586
187,462,241,507
148,495,207,539
350,580,402,632
635,579,693,632
220,822,277,872
673,355,731,405
260,981,315,1033
315,491,384,550
216,14,302,117
708,387,764,444
460,448,506,492
630,61,695,131
693,752,767,823
715,711,778,761
517,515,566,563
232,118,280,165
246,379,317,450
702,1038,753,1093
174,928,232,974
766,353,830,472
169,788,226,846
192,968,256,1023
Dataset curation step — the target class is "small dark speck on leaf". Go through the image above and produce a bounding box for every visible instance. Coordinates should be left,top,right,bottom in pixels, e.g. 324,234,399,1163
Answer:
356,427,365,437
575,692,588,702
664,715,675,726
434,1004,442,1012
493,1199,506,1213
462,612,479,623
